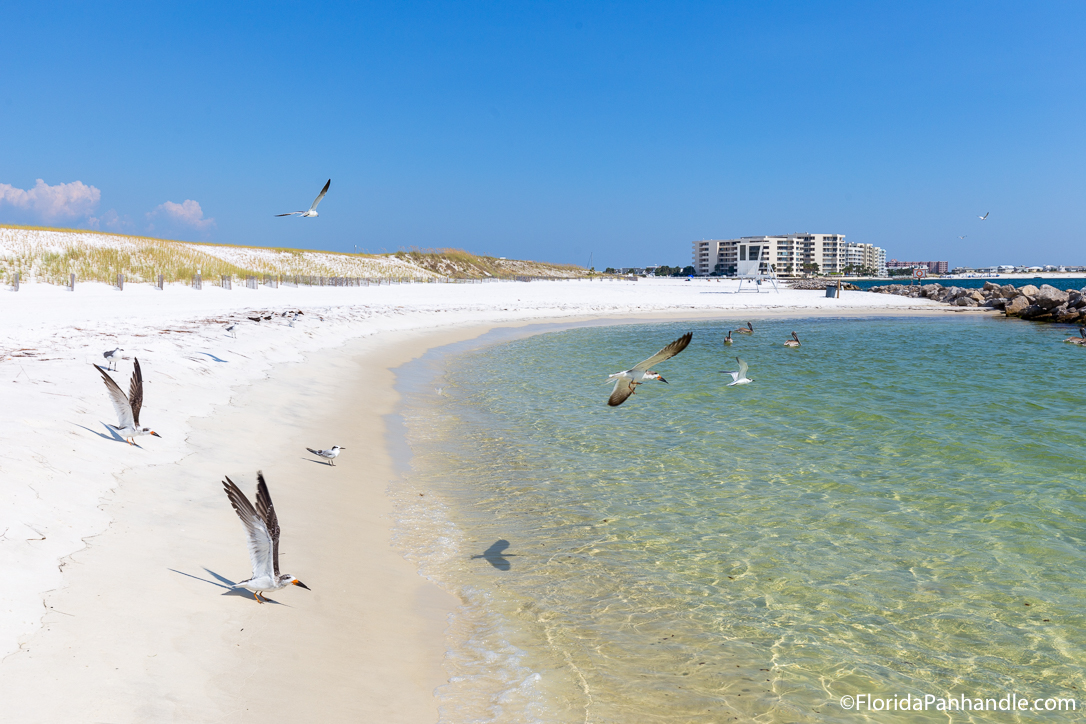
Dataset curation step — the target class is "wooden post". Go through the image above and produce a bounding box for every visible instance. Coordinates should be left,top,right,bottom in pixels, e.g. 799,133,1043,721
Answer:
158,273,164,290
117,273,124,290
13,272,18,291
70,272,76,291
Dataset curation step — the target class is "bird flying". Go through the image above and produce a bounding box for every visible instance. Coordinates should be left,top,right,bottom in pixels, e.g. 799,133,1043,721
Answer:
979,212,989,220
306,445,345,466
605,332,693,407
275,179,330,218
724,357,752,386
94,359,161,444
957,235,967,240
222,472,310,603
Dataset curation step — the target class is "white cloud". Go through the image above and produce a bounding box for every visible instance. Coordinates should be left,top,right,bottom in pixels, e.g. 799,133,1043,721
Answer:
0,178,101,221
148,199,215,230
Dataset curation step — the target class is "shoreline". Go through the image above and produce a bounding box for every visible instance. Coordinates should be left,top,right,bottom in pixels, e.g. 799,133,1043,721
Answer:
0,281,999,720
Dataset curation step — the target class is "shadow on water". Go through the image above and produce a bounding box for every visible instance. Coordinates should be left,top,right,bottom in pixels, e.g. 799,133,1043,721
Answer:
167,567,285,605
471,539,517,570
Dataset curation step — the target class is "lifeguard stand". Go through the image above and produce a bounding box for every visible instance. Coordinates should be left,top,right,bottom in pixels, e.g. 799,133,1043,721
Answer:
734,245,780,293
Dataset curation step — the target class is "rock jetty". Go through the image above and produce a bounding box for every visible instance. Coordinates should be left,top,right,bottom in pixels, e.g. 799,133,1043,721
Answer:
867,281,1086,323
787,279,860,291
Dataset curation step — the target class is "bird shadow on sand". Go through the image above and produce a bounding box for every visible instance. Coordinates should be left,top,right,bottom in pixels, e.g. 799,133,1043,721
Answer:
470,539,517,571
302,457,333,466
167,567,286,605
73,422,143,447
197,352,228,363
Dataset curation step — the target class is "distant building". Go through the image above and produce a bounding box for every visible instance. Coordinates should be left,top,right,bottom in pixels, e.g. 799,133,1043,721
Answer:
692,234,887,277
887,259,949,275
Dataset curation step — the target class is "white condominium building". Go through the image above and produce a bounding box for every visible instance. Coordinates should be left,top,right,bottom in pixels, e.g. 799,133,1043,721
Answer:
691,234,887,277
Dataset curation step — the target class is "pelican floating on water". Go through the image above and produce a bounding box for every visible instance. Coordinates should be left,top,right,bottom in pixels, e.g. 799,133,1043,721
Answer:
733,322,754,335
222,472,310,603
1064,327,1086,345
784,331,800,347
605,332,693,407
723,330,733,345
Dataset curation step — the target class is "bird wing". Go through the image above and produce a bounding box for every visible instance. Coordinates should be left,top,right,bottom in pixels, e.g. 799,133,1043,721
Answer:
310,179,331,210
95,365,134,429
255,471,281,577
306,447,325,456
736,357,748,379
275,212,302,217
724,370,739,382
631,332,693,373
608,378,636,407
223,476,276,581
128,358,144,427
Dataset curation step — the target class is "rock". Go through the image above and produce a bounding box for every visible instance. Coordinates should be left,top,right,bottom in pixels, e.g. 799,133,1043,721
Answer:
1018,284,1040,297
1055,305,1081,323
1035,285,1069,310
1005,296,1031,316
1019,304,1050,321
999,284,1017,297
969,291,986,303
954,296,977,307
983,281,1001,292
983,298,1007,309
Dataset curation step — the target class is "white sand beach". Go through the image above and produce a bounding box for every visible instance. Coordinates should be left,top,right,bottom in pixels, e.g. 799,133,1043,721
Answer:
0,278,962,721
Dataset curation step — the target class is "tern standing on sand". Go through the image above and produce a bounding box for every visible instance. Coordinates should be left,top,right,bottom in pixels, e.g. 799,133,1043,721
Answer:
606,332,693,407
102,347,123,370
724,358,753,386
276,179,330,218
222,472,310,603
307,445,345,465
94,359,161,444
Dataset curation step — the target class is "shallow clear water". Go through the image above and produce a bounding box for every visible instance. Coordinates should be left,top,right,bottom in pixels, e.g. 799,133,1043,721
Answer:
396,316,1086,723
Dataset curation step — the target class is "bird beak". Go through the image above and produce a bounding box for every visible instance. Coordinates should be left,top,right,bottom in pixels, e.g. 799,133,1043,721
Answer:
151,431,161,438
657,377,668,384
293,579,311,590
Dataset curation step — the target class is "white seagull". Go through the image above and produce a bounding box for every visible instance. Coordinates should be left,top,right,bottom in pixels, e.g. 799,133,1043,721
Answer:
222,472,310,603
225,324,236,338
605,331,693,407
102,347,123,371
276,179,330,218
94,359,161,444
306,445,345,465
978,212,989,220
724,357,753,386
957,235,967,240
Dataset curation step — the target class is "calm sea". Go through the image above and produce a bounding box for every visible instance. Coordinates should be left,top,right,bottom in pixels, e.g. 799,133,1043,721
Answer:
393,316,1086,723
848,278,1086,291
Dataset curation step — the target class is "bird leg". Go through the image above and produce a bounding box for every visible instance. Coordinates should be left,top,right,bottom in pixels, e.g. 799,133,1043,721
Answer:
254,592,265,604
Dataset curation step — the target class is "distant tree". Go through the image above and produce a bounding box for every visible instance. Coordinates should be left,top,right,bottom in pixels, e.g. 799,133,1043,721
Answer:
801,262,820,276
681,265,696,276
888,268,913,277
654,265,674,276
604,267,616,274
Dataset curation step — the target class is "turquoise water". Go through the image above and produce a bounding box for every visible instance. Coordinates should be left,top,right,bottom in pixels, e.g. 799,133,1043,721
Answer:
396,316,1086,723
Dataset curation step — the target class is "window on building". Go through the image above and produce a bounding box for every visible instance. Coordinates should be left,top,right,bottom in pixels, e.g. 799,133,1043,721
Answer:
739,246,746,261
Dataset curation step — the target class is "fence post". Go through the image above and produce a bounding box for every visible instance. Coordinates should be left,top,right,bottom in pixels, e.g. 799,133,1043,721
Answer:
158,273,164,290
70,272,76,291
13,272,18,291
194,273,201,290
117,273,124,290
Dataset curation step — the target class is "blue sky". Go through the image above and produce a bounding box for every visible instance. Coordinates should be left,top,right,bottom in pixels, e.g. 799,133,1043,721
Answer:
1,2,1083,269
